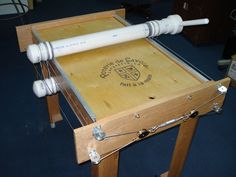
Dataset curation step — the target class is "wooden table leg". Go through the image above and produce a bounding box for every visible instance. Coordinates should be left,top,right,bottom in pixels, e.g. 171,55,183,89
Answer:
46,94,63,128
161,118,199,177
91,151,119,177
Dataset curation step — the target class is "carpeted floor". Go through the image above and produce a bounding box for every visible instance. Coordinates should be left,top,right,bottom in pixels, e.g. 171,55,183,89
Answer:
0,0,235,177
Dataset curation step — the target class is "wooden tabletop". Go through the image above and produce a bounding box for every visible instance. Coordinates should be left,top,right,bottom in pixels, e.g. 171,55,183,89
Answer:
37,17,202,120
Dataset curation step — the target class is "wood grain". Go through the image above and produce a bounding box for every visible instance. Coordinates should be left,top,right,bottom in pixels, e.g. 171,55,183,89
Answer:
16,9,125,52
47,61,94,125
37,17,202,120
73,78,230,163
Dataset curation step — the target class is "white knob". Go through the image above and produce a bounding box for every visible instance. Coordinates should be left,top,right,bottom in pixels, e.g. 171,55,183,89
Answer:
156,15,209,35
33,77,59,98
27,42,53,64
27,44,41,64
162,14,184,34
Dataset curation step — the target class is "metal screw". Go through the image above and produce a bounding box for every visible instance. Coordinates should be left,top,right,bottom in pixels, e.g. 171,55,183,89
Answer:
93,125,106,141
187,95,192,100
134,113,140,119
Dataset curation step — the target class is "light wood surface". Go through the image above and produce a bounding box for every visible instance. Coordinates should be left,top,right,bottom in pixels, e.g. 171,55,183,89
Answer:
73,78,230,163
37,17,202,120
48,61,94,125
16,9,125,52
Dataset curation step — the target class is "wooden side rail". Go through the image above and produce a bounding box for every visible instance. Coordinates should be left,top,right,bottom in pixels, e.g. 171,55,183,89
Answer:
74,78,230,163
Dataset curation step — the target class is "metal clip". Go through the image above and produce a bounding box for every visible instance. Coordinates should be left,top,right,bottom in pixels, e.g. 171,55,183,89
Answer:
138,129,150,139
88,148,101,164
217,84,227,95
189,110,199,118
93,125,106,141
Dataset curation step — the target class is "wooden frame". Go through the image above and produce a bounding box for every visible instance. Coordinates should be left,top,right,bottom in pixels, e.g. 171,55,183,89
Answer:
73,78,229,163
16,9,230,177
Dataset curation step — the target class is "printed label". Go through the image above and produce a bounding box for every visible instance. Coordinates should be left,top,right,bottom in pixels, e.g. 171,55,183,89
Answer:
100,57,152,87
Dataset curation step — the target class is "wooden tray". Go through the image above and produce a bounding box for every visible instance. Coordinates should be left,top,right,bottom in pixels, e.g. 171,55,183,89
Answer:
36,16,204,121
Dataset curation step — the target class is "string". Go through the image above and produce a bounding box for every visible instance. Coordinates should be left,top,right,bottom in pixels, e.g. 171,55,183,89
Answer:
45,61,89,125
33,61,75,130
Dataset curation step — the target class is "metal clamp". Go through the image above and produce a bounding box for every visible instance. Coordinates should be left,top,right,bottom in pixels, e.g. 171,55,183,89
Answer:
93,125,106,141
88,148,101,164
217,84,228,94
